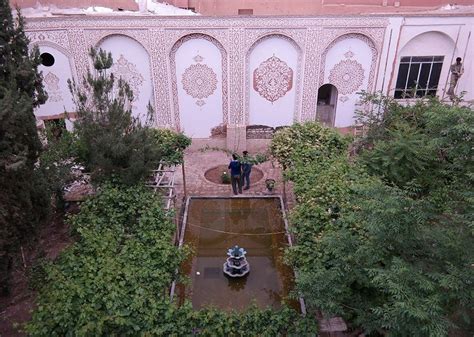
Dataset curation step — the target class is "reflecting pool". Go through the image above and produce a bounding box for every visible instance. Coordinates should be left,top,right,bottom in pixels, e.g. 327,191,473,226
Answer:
178,197,296,311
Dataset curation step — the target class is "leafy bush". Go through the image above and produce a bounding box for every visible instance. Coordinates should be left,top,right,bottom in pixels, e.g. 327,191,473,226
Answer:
27,184,316,336
69,48,190,185
270,122,349,169
221,171,231,184
26,184,186,335
271,113,474,336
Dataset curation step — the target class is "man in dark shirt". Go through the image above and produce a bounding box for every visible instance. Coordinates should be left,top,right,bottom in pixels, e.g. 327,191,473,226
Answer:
241,151,253,190
228,154,242,195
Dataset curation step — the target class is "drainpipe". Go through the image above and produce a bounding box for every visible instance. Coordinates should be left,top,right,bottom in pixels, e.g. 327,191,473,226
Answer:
387,17,404,96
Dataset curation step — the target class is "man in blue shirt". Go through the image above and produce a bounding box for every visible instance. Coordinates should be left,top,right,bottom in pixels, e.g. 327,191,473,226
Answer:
241,151,253,190
228,154,242,195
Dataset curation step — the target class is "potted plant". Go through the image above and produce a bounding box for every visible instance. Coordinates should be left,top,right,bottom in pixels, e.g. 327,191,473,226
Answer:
265,178,276,193
221,171,231,184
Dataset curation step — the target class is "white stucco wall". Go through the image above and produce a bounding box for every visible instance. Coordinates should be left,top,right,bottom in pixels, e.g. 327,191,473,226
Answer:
35,45,75,119
98,34,153,122
398,30,456,98
323,37,374,127
174,37,224,138
387,16,473,102
248,36,299,127
26,14,473,143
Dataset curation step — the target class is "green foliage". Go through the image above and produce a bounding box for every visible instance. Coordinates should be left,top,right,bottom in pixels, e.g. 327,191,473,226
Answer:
148,128,191,165
270,122,349,169
69,48,190,185
27,184,316,336
359,125,435,190
0,2,48,295
38,125,80,207
26,184,186,335
221,171,231,184
271,111,474,335
198,145,269,166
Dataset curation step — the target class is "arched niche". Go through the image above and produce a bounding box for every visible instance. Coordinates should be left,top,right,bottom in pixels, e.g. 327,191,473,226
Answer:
320,34,376,127
170,34,227,138
98,34,153,122
246,35,301,127
34,45,75,125
316,84,338,127
396,31,456,98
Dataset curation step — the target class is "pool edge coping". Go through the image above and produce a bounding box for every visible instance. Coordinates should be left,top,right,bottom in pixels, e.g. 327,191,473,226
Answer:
170,195,307,316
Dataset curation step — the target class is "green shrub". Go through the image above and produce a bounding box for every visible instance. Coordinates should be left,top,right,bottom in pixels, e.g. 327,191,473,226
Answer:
221,171,231,184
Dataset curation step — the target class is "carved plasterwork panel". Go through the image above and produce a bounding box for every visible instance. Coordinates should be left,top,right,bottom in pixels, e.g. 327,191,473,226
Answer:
66,29,90,84
111,54,144,102
86,29,152,52
319,31,382,93
253,56,293,103
229,28,244,124
24,16,389,129
328,59,365,95
44,72,62,102
25,16,388,31
181,63,218,101
300,28,322,122
245,34,303,124
170,33,228,130
149,29,171,127
27,30,70,51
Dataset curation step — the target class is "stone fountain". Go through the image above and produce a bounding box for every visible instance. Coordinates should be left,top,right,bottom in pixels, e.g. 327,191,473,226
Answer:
223,245,250,277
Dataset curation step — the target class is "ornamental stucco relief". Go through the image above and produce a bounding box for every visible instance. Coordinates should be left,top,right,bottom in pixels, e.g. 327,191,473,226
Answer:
253,56,293,103
328,59,365,95
246,34,303,123
181,63,218,100
170,33,228,129
25,16,388,127
320,33,379,93
43,72,62,102
111,54,144,102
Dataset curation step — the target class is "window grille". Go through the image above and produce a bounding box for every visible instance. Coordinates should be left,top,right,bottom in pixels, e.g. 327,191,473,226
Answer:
394,56,444,99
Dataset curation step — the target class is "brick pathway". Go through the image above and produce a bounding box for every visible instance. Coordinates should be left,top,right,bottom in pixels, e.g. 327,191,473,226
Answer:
173,149,295,209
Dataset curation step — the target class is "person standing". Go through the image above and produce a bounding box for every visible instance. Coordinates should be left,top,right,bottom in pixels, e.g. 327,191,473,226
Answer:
241,151,253,190
447,57,464,99
228,154,242,195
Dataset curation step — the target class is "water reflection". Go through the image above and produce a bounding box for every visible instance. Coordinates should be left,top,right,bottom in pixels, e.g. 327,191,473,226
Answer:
179,198,297,311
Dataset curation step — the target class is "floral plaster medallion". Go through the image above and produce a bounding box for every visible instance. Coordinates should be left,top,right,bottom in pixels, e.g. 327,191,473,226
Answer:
328,59,365,95
253,55,293,103
44,72,62,102
344,50,355,59
111,55,144,102
181,63,218,104
193,54,204,63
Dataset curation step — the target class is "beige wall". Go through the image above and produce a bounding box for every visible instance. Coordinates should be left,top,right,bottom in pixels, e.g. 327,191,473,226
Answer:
173,0,474,15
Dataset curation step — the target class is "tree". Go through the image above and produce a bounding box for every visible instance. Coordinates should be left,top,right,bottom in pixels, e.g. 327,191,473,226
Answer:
0,1,48,295
27,184,317,335
271,109,474,335
69,48,189,185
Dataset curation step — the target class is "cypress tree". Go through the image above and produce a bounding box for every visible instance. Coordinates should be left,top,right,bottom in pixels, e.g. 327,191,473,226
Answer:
0,1,48,295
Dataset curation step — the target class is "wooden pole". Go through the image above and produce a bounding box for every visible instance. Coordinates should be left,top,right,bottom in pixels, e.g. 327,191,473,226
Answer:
181,158,187,197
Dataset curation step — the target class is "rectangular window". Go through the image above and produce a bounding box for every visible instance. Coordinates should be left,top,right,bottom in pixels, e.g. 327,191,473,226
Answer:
238,9,253,15
394,56,444,99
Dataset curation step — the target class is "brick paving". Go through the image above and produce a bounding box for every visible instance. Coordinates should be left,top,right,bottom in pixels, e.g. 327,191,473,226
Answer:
173,149,295,210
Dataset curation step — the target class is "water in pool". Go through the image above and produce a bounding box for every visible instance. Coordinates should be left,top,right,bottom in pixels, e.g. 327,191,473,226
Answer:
179,198,296,311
